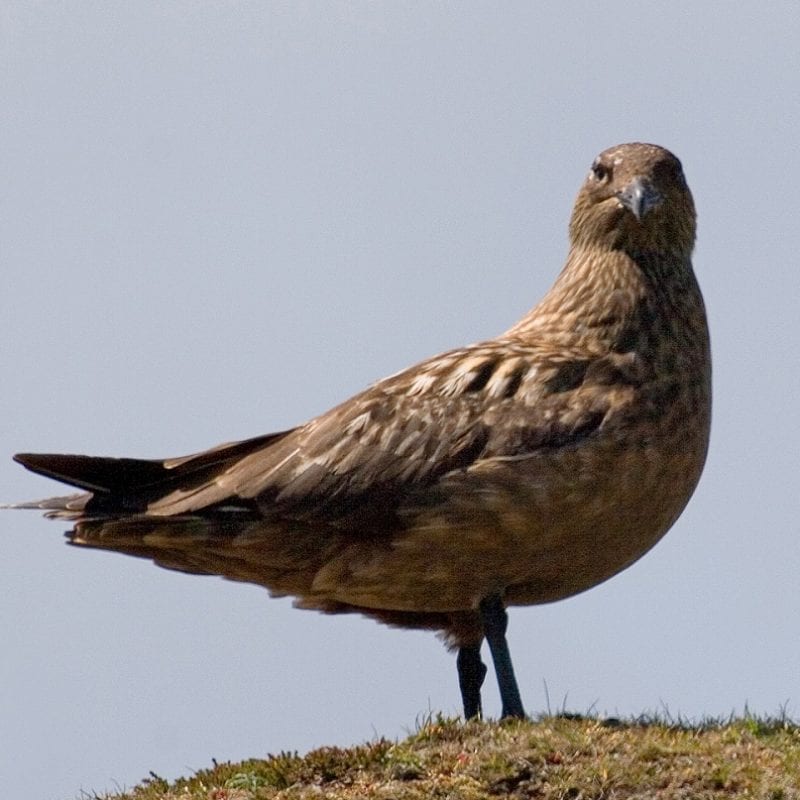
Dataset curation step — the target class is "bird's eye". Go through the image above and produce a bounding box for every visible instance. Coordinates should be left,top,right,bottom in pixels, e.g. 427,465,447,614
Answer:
591,161,610,182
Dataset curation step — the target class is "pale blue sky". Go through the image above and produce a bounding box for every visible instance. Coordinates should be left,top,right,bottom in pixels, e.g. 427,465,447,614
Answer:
2,3,798,798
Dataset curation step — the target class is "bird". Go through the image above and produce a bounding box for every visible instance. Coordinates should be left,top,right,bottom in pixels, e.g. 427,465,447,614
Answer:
10,143,711,720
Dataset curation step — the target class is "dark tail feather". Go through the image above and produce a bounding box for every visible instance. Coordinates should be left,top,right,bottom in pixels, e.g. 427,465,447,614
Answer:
13,453,170,494
13,429,293,515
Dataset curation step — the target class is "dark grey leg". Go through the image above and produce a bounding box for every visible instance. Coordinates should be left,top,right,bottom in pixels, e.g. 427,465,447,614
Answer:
479,594,526,719
457,644,487,719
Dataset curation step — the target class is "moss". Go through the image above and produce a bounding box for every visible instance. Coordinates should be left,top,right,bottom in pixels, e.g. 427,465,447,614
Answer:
92,714,800,800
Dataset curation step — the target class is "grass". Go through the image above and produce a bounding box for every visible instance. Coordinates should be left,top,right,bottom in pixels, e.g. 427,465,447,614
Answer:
81,712,800,800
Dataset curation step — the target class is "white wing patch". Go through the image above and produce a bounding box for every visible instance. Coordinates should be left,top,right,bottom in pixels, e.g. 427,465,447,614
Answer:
439,356,492,397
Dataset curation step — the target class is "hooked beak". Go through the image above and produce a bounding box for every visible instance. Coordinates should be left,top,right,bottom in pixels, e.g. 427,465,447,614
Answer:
616,177,662,221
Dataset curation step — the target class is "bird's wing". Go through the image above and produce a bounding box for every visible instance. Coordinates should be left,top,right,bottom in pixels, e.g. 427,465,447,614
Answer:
147,337,629,518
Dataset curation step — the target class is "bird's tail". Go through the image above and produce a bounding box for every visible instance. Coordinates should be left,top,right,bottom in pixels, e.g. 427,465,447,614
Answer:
10,430,293,519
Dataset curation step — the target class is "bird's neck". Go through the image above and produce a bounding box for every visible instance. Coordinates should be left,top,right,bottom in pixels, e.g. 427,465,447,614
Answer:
507,245,707,357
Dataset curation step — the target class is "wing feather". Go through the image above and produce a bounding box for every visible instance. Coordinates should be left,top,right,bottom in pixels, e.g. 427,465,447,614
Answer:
147,338,620,518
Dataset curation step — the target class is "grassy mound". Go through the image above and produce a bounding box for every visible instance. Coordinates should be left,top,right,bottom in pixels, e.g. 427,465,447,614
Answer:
89,713,800,799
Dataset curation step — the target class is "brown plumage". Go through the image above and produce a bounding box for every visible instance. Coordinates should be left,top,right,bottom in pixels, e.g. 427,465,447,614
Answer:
12,143,711,719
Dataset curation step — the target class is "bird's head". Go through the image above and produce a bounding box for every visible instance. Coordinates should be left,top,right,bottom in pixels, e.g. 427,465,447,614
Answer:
569,143,696,258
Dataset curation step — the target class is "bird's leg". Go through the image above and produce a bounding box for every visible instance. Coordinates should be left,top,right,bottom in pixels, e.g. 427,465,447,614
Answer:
457,644,487,720
479,594,526,719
